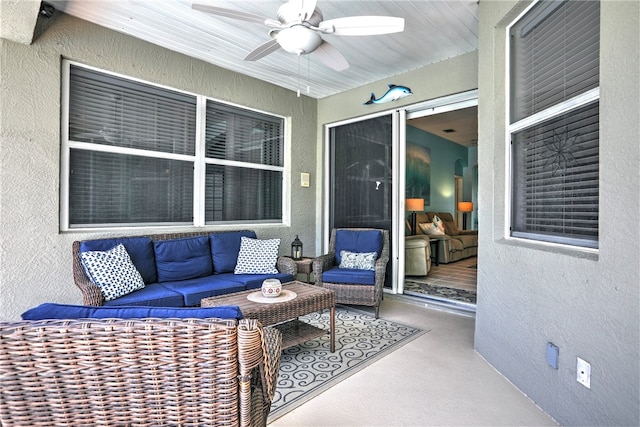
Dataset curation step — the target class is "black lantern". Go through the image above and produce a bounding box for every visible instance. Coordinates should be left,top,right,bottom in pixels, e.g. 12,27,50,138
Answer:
291,235,303,260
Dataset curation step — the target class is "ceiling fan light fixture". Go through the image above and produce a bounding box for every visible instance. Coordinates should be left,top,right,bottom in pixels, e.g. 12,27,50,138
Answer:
277,26,322,54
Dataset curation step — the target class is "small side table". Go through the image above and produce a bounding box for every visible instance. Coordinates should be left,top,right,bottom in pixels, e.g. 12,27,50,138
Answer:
286,257,314,283
428,239,439,266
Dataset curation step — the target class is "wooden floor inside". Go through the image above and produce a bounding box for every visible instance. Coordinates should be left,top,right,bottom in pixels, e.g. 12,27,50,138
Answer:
424,256,477,292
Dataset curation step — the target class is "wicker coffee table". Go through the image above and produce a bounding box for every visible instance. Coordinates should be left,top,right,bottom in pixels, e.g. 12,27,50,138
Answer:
201,281,335,352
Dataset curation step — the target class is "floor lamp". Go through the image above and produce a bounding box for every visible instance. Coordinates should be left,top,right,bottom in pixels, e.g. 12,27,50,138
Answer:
406,198,424,235
458,201,473,230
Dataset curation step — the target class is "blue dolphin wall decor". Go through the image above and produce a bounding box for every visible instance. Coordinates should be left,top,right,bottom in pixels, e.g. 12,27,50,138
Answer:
364,84,412,105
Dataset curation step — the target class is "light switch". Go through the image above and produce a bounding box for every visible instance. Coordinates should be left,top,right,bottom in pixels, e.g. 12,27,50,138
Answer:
301,172,310,187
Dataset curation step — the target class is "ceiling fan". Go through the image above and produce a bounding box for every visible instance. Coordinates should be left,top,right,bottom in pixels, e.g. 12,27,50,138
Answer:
191,0,405,71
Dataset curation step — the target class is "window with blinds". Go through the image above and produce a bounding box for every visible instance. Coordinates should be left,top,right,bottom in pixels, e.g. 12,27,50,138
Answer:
64,62,285,229
508,0,600,249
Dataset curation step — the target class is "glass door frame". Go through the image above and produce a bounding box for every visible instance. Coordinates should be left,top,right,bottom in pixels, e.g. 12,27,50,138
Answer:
322,89,479,295
323,109,405,294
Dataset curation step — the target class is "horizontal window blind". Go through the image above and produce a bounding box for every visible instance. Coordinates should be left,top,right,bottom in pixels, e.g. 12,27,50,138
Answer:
205,100,283,166
70,150,193,226
511,102,599,247
509,0,600,249
64,62,286,229
510,0,600,123
205,165,282,223
69,66,196,155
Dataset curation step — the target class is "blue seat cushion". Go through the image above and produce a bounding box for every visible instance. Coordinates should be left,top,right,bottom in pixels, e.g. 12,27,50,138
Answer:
229,273,295,290
22,303,243,320
209,230,257,273
321,267,376,285
80,237,157,284
101,283,185,307
154,236,213,282
161,275,246,307
334,230,383,265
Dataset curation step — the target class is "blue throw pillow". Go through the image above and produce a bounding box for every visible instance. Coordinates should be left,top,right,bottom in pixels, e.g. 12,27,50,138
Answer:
334,230,383,264
154,236,213,282
22,303,243,321
209,230,257,273
80,237,157,284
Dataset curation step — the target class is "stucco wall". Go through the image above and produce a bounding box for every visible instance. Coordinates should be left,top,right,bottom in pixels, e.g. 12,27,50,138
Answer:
475,1,639,425
0,13,317,320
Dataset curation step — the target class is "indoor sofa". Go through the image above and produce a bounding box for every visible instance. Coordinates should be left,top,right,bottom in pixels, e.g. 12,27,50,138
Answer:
73,230,296,306
1,303,282,427
408,212,478,264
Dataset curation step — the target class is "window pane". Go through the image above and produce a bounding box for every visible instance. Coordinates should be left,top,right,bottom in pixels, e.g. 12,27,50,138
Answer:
70,150,193,226
69,65,197,155
205,164,282,222
205,100,283,166
510,0,600,122
511,102,599,247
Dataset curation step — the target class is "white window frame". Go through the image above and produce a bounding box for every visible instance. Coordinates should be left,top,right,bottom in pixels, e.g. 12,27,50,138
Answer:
505,0,600,252
60,60,287,231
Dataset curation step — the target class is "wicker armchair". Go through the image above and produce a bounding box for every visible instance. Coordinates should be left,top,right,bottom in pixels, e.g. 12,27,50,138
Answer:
0,317,281,427
313,228,390,318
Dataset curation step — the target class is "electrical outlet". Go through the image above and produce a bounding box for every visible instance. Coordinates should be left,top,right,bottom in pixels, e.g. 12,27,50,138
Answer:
577,357,591,389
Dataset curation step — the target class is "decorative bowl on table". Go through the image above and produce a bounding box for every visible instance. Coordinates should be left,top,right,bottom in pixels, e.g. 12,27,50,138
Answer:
261,278,282,298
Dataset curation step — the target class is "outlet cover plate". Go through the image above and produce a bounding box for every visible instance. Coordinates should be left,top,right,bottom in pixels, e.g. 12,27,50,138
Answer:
577,357,591,389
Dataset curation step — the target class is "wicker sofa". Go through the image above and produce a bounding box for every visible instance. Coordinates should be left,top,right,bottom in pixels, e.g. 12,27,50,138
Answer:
73,230,296,307
408,212,478,264
0,307,281,427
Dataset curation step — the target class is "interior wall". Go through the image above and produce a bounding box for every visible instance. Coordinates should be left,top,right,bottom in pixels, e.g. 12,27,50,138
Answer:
0,13,317,320
475,1,639,425
406,125,471,215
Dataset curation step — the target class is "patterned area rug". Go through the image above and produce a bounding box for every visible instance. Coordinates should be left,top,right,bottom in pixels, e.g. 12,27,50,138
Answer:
268,307,425,422
404,281,477,304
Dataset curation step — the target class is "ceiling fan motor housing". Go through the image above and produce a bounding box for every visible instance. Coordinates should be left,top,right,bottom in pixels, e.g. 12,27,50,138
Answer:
277,26,323,54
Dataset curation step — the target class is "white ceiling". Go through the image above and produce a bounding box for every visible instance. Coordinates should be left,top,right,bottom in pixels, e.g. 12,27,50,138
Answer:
46,0,479,100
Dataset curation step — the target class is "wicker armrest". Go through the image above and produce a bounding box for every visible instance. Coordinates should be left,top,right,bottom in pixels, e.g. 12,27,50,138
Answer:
276,256,297,276
71,241,105,306
313,253,336,286
238,319,282,426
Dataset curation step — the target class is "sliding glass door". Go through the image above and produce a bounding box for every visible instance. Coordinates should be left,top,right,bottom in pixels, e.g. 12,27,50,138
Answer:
325,112,404,290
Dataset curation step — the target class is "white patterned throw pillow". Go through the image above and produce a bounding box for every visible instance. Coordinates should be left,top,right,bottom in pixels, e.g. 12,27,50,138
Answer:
234,237,280,274
80,243,145,301
339,251,377,271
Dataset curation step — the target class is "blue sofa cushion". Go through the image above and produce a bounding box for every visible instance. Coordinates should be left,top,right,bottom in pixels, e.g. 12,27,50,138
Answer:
321,267,376,285
161,276,246,307
229,272,295,290
80,237,157,284
102,283,185,307
154,236,213,282
22,303,244,320
334,230,383,265
209,230,257,273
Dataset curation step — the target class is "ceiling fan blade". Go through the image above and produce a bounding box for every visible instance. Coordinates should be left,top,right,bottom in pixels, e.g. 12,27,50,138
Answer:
191,3,281,27
289,0,318,21
244,39,281,61
319,16,405,36
313,41,349,71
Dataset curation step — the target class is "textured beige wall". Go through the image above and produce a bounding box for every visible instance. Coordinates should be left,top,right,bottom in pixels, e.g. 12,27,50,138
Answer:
0,13,317,320
474,1,639,425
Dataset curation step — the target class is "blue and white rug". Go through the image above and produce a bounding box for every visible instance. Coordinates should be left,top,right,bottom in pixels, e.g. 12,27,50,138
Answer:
268,307,425,422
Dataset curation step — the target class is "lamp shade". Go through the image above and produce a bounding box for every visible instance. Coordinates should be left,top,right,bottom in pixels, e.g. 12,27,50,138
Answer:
405,198,424,212
458,201,474,213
